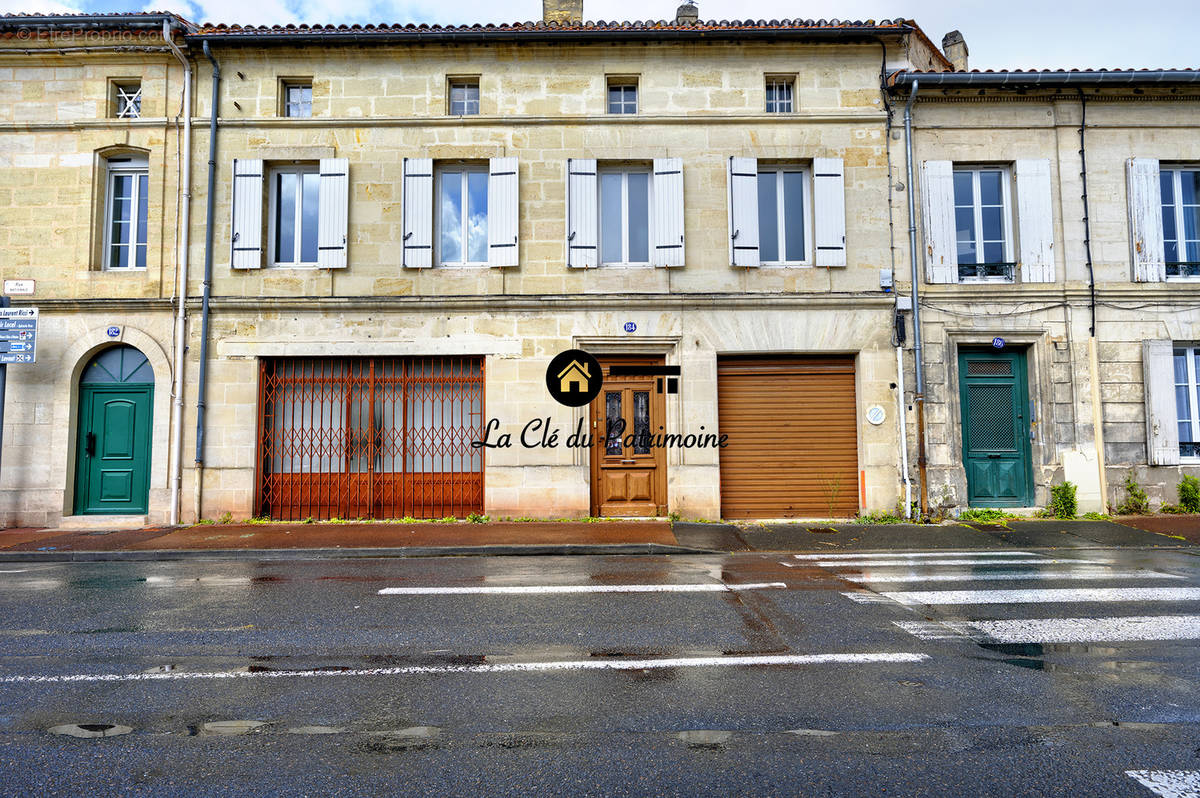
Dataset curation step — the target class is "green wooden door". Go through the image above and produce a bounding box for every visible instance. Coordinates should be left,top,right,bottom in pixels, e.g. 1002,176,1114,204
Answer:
73,346,155,515
958,348,1033,507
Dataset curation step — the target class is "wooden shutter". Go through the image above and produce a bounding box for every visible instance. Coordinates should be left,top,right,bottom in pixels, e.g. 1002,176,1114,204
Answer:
487,156,519,268
728,156,759,267
651,157,684,268
1015,159,1054,283
813,157,846,267
1143,339,1180,466
567,158,598,269
231,157,263,269
317,157,349,269
920,160,957,284
1127,158,1165,283
402,157,433,269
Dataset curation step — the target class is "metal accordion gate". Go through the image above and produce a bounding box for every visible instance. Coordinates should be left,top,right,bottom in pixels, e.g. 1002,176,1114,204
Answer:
256,356,485,520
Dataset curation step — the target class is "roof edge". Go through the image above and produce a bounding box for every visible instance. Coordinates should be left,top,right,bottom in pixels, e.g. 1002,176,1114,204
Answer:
889,69,1200,89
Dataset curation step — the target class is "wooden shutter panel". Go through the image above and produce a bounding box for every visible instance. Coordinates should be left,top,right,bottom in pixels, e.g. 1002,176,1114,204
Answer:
813,157,846,267
567,158,598,269
651,157,685,268
487,156,519,268
1143,339,1181,466
230,157,263,269
920,160,957,284
1127,158,1165,283
317,157,349,269
402,157,433,269
1015,159,1054,283
728,156,759,267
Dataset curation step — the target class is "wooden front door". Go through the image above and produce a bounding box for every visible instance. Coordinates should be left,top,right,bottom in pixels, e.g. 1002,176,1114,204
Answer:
959,347,1033,507
589,358,667,517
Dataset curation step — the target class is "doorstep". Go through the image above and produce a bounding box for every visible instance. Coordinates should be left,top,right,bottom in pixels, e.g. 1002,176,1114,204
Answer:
51,515,149,532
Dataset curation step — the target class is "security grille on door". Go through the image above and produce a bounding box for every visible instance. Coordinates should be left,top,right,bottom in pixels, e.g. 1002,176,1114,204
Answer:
965,359,1013,377
965,384,1016,451
257,356,484,520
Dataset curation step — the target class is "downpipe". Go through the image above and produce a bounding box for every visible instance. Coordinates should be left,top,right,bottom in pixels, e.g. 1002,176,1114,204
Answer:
897,345,911,518
163,20,191,527
194,40,220,523
903,80,929,515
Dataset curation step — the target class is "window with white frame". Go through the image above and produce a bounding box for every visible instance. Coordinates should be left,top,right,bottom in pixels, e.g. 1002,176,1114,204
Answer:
757,165,810,264
449,79,480,116
1175,346,1200,459
112,81,142,119
268,163,320,266
104,155,149,270
282,82,312,118
765,77,794,113
599,168,651,265
607,80,637,114
437,166,489,265
953,167,1014,281
1161,167,1200,278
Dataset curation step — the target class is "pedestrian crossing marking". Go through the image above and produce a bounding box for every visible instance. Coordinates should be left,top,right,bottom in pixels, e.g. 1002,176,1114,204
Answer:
1126,769,1200,798
793,551,1037,560
378,582,787,596
872,587,1200,606
896,615,1200,644
842,571,1184,584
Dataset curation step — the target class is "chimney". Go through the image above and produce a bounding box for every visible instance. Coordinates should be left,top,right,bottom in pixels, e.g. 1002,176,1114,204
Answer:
543,0,583,24
675,1,698,24
941,30,968,71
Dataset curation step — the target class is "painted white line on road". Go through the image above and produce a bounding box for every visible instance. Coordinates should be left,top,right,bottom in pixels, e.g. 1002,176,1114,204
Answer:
794,551,1037,560
842,571,1186,584
0,569,29,573
1126,770,1200,798
818,558,1087,568
896,615,1200,643
377,582,788,595
0,652,930,685
873,587,1200,606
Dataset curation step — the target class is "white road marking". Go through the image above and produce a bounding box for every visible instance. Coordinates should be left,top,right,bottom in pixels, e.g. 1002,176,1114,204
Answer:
872,587,1200,606
896,615,1200,643
842,571,1185,584
0,652,930,684
378,582,787,595
818,558,1090,568
1126,770,1200,798
794,551,1037,560
0,569,29,573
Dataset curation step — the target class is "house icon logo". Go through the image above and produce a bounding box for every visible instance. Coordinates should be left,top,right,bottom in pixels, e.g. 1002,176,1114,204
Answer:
546,348,603,407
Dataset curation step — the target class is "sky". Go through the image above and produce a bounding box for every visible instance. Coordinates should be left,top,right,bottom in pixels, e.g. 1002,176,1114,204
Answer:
0,0,1196,71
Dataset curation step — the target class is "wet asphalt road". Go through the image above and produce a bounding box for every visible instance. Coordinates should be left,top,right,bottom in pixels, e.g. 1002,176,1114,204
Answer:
1,547,1199,797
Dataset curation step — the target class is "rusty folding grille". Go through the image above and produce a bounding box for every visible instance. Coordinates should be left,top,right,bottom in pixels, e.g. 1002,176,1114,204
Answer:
256,356,484,520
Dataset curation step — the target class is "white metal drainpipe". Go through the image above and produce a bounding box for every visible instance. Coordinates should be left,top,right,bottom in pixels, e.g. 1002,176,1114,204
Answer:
163,20,191,527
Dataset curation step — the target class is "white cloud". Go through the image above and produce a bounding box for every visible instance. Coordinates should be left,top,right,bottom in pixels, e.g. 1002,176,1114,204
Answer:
0,0,85,13
142,0,199,19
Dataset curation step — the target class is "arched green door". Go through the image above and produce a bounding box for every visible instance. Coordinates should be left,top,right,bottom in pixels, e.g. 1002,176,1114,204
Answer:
73,346,154,515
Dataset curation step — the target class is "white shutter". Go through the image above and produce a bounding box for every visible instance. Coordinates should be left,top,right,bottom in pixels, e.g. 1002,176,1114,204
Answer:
651,157,684,268
567,158,598,269
1127,158,1165,283
1143,339,1180,466
230,157,263,269
317,157,349,269
920,160,957,284
728,156,759,267
813,157,846,267
402,157,433,269
1014,159,1054,283
487,157,519,268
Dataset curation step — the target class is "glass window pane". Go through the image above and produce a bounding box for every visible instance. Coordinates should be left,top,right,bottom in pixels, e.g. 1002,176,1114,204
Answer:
276,172,296,263
110,218,129,246
1163,200,1178,244
1182,170,1200,205
627,172,649,262
608,86,622,114
135,242,146,269
467,170,489,263
600,173,623,263
1175,350,1189,382
757,172,779,262
1162,171,1176,204
979,171,1003,205
953,172,974,205
957,238,977,264
605,392,622,455
1166,241,1180,263
982,206,1004,242
955,207,975,247
110,243,128,269
136,174,149,245
633,391,650,454
440,172,463,264
301,171,319,262
983,242,1004,264
783,170,805,261
1184,206,1199,248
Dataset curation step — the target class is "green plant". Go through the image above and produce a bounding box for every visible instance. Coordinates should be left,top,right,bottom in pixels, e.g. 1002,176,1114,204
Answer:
667,510,681,523
959,507,1017,523
1160,503,1185,514
194,518,214,526
1081,511,1110,520
244,516,272,525
1115,474,1150,515
438,516,458,523
1049,481,1078,519
821,475,844,518
1178,475,1200,513
466,512,488,524
854,510,905,525
216,511,233,525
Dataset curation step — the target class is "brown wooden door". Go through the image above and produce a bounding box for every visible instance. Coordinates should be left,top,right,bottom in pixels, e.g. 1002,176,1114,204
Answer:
589,359,667,517
717,356,859,519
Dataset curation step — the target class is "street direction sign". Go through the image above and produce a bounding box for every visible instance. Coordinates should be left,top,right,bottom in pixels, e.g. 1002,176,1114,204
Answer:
0,307,38,364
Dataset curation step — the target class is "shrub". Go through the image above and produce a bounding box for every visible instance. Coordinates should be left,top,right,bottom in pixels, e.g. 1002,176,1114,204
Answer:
466,512,488,524
1049,481,1078,519
1178,475,1200,514
1115,474,1150,515
959,508,1017,523
854,510,905,525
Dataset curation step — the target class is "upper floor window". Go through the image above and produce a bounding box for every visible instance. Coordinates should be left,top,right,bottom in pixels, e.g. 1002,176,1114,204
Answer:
607,79,637,115
566,158,683,269
437,166,489,266
1161,167,1200,278
112,81,141,119
1174,345,1200,459
104,155,148,270
449,79,480,116
765,76,794,113
953,167,1013,281
600,168,651,265
268,163,319,266
282,82,312,118
757,165,810,264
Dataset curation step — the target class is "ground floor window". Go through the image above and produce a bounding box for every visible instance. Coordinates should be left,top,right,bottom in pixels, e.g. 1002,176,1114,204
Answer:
1175,346,1200,458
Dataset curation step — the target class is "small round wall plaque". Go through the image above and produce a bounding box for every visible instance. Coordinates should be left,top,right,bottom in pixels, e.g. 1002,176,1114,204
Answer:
866,405,886,426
